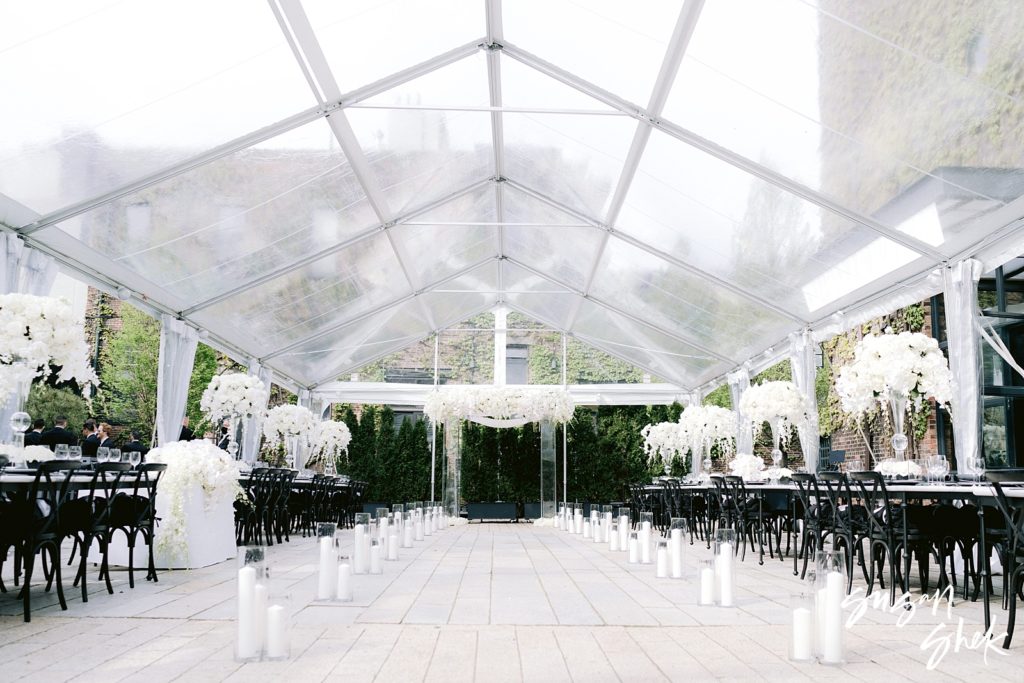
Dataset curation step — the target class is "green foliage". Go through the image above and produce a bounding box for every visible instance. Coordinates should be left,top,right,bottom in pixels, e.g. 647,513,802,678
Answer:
703,385,731,409
25,384,89,432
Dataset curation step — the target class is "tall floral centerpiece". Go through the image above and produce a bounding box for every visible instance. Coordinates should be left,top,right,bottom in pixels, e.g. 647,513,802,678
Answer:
199,373,269,459
0,294,97,444
423,385,575,424
738,380,809,477
682,405,737,478
307,420,352,475
262,404,316,469
836,331,952,466
641,421,687,474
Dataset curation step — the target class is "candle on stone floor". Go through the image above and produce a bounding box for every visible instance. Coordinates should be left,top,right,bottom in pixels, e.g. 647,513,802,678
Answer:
670,528,683,579
265,604,288,659
317,536,336,599
354,523,367,575
337,557,353,602
370,538,383,574
574,509,583,534
655,541,669,578
618,515,629,551
583,518,592,539
387,531,399,560
424,510,433,536
716,542,734,607
791,605,814,661
604,511,613,542
639,520,652,564
699,560,714,605
628,531,639,564
609,522,619,552
415,511,424,541
236,566,257,660
403,517,414,548
595,518,605,544
253,582,268,652
821,570,844,664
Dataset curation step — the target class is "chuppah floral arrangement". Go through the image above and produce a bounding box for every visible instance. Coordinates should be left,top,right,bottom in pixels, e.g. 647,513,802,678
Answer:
199,373,268,421
423,386,575,424
738,380,809,448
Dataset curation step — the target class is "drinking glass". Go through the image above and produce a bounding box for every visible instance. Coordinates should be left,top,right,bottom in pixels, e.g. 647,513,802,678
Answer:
69,445,82,461
54,444,69,460
129,451,141,468
96,447,110,463
110,449,122,462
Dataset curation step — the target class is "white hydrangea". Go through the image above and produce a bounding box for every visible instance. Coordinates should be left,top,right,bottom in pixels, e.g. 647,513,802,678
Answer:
739,380,809,445
728,453,767,481
0,293,97,398
876,459,923,478
262,404,316,443
680,405,737,458
147,440,244,564
200,373,268,420
836,331,953,418
423,386,575,424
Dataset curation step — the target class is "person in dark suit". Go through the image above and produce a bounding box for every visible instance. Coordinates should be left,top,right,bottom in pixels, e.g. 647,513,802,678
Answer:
217,423,230,450
122,430,149,460
179,416,195,441
24,419,45,446
81,419,100,457
40,416,78,451
98,422,116,449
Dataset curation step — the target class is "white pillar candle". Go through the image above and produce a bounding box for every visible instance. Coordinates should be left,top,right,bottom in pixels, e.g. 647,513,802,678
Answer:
656,546,669,578
403,522,414,548
699,567,715,605
628,536,639,564
353,524,367,574
604,512,613,541
317,537,336,599
618,516,629,551
670,529,683,579
596,519,605,543
609,527,619,552
639,522,652,564
265,604,288,659
236,567,257,659
717,542,734,607
415,514,424,541
337,561,352,602
387,532,399,561
253,582,268,652
791,607,814,661
822,570,844,663
424,511,433,536
379,518,388,542
370,543,383,574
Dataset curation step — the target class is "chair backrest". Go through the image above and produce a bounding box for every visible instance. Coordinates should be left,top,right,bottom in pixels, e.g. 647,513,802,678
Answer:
789,472,823,521
723,475,754,516
985,481,1024,556
816,471,857,531
31,461,84,539
847,470,894,535
82,462,132,506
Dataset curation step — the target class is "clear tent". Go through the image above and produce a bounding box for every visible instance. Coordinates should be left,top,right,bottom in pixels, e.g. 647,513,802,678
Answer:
2,0,1024,394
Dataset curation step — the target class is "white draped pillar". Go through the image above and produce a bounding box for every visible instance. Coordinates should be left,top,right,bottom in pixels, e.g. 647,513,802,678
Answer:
943,259,982,474
789,330,820,473
728,368,753,455
156,315,199,446
0,233,25,294
241,359,273,463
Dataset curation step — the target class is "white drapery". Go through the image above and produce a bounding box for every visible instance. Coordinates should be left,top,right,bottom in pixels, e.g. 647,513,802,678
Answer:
789,330,820,473
943,259,982,473
241,359,273,463
156,315,199,446
727,368,753,455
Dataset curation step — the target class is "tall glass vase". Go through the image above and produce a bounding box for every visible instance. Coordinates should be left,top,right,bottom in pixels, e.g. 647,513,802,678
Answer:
768,417,785,466
285,435,300,470
223,414,241,460
888,393,909,461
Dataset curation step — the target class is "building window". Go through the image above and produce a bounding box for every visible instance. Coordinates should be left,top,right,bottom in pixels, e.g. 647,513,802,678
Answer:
506,344,528,385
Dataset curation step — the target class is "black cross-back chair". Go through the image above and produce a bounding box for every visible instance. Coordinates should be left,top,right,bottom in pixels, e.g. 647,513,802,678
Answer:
816,472,870,594
723,475,767,563
105,463,167,588
789,473,832,579
979,479,1024,648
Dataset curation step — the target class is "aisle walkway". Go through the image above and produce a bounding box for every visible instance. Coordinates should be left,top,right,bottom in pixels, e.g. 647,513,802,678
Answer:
0,523,1018,681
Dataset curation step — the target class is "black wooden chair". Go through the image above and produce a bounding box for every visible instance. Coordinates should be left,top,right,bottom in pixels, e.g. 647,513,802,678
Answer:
105,463,167,588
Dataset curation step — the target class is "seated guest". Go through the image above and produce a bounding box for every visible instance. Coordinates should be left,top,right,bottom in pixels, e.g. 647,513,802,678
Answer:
24,418,45,446
98,422,116,449
122,430,149,459
81,419,100,456
41,416,78,451
217,423,230,450
179,416,195,441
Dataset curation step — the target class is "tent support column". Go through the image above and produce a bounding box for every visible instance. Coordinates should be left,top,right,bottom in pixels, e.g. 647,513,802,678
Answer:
562,333,568,506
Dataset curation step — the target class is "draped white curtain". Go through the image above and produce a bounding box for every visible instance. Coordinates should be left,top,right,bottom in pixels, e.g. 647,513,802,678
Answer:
156,315,199,446
789,330,820,473
241,359,273,463
727,368,752,455
943,259,982,473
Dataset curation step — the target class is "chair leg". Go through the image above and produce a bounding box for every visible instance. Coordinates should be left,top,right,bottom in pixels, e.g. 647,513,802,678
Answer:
22,545,35,623
77,536,91,603
1004,569,1020,649
127,531,137,589
100,537,114,594
146,529,158,582
52,544,67,611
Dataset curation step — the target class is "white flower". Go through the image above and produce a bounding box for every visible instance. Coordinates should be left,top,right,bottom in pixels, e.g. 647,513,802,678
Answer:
642,422,687,470
739,380,809,446
200,373,268,420
262,404,316,443
729,453,767,481
0,293,97,397
147,440,245,565
423,386,574,424
836,331,953,419
310,420,352,463
876,460,923,478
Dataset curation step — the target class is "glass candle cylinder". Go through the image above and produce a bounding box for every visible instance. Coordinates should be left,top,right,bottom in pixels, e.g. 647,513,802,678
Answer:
264,590,292,661
714,528,736,607
603,506,614,543
628,531,640,564
369,537,383,575
609,521,619,552
377,508,389,542
583,518,592,539
386,525,399,561
574,506,584,534
669,518,687,579
639,512,653,564
815,550,846,665
617,508,630,551
698,558,715,605
316,522,338,601
424,507,433,536
414,508,425,541
402,511,414,548
353,513,371,575
336,554,353,602
236,546,265,662
789,592,815,662
655,539,669,578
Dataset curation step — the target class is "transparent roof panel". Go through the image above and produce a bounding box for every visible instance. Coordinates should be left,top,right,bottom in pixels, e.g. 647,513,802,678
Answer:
617,129,928,317
0,0,314,215
502,112,633,219
566,336,650,385
431,260,501,293
409,182,497,224
49,118,377,307
302,0,484,93
389,223,497,290
588,237,794,362
504,223,605,291
347,108,493,217
502,0,683,105
499,54,618,113
357,52,490,110
501,260,572,295
192,232,407,356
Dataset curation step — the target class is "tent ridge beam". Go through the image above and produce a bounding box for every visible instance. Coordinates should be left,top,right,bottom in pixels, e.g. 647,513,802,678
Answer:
500,42,945,261
486,0,506,288
503,179,808,324
182,178,491,315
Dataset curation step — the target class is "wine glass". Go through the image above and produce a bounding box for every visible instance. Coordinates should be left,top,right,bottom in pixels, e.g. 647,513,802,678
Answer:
69,445,82,461
128,451,141,468
55,444,69,461
109,449,122,463
96,447,110,463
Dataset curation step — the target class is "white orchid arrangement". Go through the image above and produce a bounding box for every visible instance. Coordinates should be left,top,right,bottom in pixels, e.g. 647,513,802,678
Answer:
262,404,316,443
308,419,352,468
147,440,244,564
423,386,575,424
0,444,56,463
876,459,923,478
681,405,737,458
641,421,687,471
0,293,97,398
728,453,767,481
200,373,268,420
836,331,953,418
739,380,809,447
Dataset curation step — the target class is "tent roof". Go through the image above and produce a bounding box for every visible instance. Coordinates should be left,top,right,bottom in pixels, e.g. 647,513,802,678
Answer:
3,0,1024,392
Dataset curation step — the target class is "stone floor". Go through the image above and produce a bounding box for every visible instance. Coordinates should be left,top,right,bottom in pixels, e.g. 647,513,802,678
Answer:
0,522,1020,682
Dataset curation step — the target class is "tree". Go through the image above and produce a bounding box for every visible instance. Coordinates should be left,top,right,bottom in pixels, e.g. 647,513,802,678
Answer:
25,384,89,433
98,304,160,439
